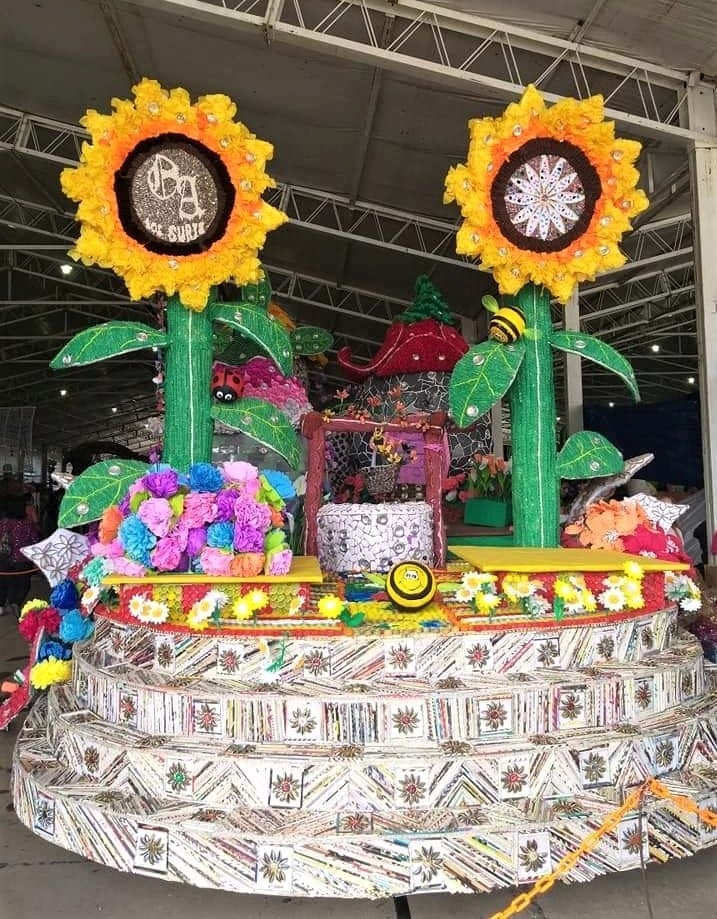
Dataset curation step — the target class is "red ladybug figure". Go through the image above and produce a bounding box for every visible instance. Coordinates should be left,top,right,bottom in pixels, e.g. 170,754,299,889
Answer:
211,363,244,403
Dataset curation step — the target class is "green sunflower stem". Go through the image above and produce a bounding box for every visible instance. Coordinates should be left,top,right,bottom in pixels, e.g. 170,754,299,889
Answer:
508,283,559,547
162,296,215,471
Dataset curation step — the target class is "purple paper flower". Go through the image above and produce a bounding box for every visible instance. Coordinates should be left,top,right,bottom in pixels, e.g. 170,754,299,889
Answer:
214,488,241,522
118,494,131,515
233,497,271,532
233,525,265,553
183,492,218,529
111,557,147,577
189,463,224,493
151,536,185,572
143,469,179,498
186,526,207,556
137,497,173,538
199,547,233,575
267,548,293,576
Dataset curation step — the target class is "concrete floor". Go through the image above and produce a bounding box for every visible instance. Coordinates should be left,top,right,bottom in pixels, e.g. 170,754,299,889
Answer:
3,580,717,919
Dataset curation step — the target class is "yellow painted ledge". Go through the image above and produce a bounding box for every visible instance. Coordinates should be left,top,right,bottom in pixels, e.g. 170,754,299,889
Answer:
449,546,689,573
103,555,324,585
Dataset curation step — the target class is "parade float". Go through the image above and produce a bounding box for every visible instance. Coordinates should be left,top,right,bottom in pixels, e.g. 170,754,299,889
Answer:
10,81,717,908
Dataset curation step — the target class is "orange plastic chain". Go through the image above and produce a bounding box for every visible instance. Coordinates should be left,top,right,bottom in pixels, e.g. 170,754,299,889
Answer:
486,779,717,919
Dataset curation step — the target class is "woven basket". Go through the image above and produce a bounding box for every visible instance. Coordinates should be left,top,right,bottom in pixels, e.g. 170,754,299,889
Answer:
362,464,399,496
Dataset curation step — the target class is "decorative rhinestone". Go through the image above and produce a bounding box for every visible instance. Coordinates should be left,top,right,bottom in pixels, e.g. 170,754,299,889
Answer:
575,339,586,349
438,354,446,361
600,216,612,226
590,461,600,471
511,267,520,277
556,272,566,281
240,180,252,191
574,249,584,257
412,353,420,361
513,125,522,136
233,311,242,322
607,177,617,187
252,210,262,219
136,332,148,342
270,415,279,423
598,245,610,255
283,349,290,357
242,416,251,426
107,464,121,477
62,355,73,365
486,162,494,172
505,344,515,352
168,258,178,269
100,205,109,215
462,179,472,190
220,137,230,148
483,134,493,144
498,247,507,257
612,149,623,161
472,354,485,366
76,503,90,517
148,102,160,115
245,152,256,163
312,332,319,339
471,232,480,243
621,199,632,210
176,113,186,123
206,113,217,123
466,405,478,418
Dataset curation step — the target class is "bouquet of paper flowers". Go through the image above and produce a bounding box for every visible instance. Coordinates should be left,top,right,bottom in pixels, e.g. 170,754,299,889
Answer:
461,453,511,501
91,461,293,577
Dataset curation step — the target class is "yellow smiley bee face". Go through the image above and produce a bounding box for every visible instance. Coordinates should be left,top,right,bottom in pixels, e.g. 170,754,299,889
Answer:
386,561,437,611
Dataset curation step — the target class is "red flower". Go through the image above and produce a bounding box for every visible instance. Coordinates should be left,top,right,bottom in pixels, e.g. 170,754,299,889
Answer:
18,610,41,643
622,525,691,563
40,607,61,634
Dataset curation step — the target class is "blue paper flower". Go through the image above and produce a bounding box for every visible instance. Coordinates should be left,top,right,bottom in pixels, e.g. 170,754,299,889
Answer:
59,609,95,643
80,557,109,588
188,463,224,493
262,470,296,500
118,515,156,566
206,521,235,550
38,639,72,662
50,579,79,611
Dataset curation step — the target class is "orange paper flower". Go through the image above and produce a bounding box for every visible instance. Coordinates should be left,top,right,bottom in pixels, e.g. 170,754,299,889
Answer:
99,505,124,544
565,499,648,551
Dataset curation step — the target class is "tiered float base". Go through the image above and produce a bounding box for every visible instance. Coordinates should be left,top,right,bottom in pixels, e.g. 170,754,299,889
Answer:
13,603,717,897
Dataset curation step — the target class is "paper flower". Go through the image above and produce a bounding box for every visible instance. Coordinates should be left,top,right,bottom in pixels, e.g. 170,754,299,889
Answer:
143,468,180,498
445,85,648,303
189,462,224,493
50,579,80,611
317,595,345,618
60,79,286,311
30,657,72,690
59,609,95,642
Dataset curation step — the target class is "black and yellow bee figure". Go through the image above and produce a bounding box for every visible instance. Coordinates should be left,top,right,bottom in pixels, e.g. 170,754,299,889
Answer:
386,561,437,611
483,294,527,344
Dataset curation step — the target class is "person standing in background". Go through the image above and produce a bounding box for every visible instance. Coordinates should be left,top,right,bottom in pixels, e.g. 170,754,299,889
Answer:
0,494,40,617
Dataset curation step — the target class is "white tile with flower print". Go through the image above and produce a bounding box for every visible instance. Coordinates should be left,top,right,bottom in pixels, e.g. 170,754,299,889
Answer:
461,636,494,675
192,698,224,735
557,687,588,729
534,635,561,669
216,640,246,677
301,644,331,679
498,754,532,800
516,830,552,882
409,839,447,891
164,758,196,797
153,634,176,673
578,745,613,788
617,815,649,869
77,739,105,778
117,688,139,728
268,767,304,809
478,698,513,736
393,766,431,808
284,699,322,742
384,638,418,677
387,699,426,742
107,626,127,659
133,825,169,875
590,627,617,664
255,844,293,893
648,733,680,775
33,792,55,837
632,676,656,718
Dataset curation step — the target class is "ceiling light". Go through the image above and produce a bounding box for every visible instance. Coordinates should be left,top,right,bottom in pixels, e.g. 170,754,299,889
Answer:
59,389,67,397
556,416,562,422
608,401,615,408
60,263,74,276
688,376,696,384
650,343,660,353
111,406,118,413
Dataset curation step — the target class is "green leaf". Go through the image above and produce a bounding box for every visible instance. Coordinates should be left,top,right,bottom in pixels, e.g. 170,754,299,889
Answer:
557,431,624,480
209,303,293,376
211,397,301,468
339,609,365,628
449,339,526,426
239,275,272,309
549,330,640,401
58,459,149,528
481,294,499,313
292,326,333,356
50,323,167,369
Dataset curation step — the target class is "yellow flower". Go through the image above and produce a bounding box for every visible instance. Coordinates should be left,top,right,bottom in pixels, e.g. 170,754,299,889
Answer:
232,598,253,621
186,608,211,631
581,590,597,612
60,78,287,311
288,595,305,616
317,594,345,619
30,657,72,689
623,561,644,580
445,85,648,304
555,580,578,602
248,589,269,611
475,592,500,614
603,575,625,588
21,599,48,620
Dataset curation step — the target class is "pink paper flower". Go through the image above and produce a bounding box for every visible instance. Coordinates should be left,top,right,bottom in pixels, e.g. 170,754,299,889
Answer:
91,538,124,559
199,547,233,576
137,497,173,538
234,497,272,532
267,548,293,576
111,557,147,577
183,492,218,529
151,536,184,571
222,461,259,485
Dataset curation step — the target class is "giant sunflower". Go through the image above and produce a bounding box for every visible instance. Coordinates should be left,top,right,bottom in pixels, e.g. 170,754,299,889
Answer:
444,85,648,303
61,79,287,310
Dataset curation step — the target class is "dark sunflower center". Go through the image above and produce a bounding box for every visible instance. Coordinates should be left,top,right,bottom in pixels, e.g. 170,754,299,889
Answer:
491,137,601,253
115,133,235,256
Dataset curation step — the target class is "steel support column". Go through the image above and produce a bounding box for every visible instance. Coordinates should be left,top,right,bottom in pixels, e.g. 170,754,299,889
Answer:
564,289,584,435
687,81,717,563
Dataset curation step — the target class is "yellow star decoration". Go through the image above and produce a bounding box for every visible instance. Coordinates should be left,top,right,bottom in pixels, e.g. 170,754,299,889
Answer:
444,85,648,303
61,79,287,310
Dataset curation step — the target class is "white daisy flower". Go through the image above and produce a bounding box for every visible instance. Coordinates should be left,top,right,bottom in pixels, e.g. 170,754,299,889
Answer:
455,586,474,604
81,586,100,608
599,587,627,612
128,594,148,620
